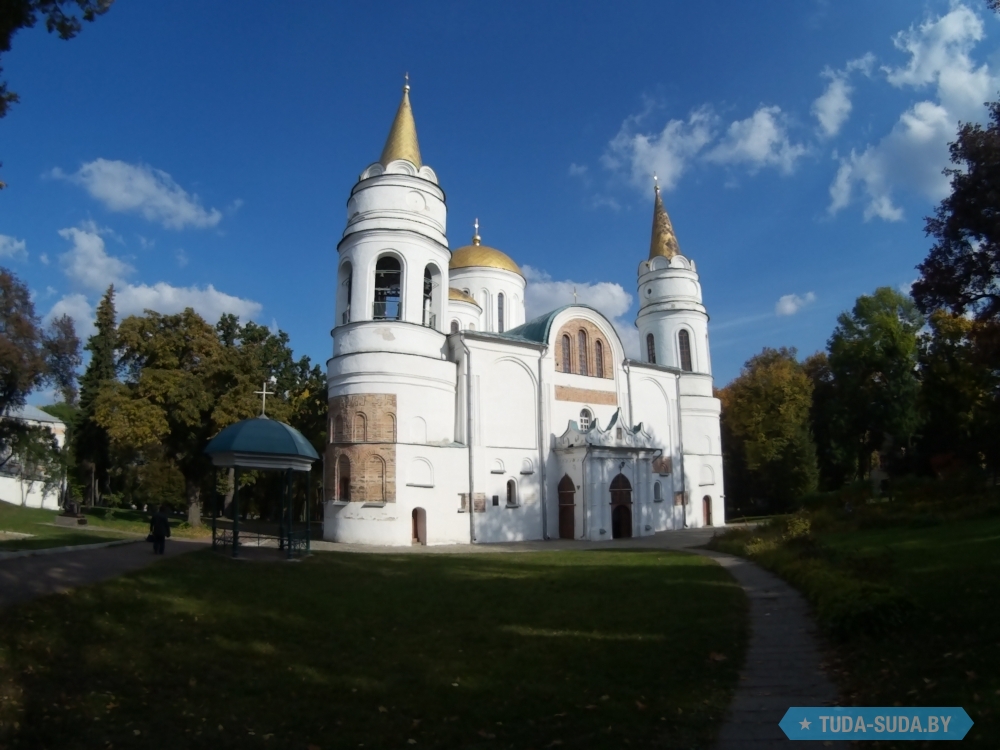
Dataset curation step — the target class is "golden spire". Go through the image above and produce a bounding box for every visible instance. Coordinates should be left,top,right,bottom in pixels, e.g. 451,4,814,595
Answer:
472,217,481,246
649,175,681,260
379,73,422,168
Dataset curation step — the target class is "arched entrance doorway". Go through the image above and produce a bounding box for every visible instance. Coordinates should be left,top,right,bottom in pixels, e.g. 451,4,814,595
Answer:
412,507,426,545
703,496,712,527
610,474,632,539
558,475,575,539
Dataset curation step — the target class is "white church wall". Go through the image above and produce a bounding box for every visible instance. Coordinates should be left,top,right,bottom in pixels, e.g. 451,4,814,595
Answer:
0,476,60,510
472,448,543,544
449,267,526,333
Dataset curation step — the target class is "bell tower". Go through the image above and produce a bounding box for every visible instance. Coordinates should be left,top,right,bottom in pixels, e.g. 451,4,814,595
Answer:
634,181,711,376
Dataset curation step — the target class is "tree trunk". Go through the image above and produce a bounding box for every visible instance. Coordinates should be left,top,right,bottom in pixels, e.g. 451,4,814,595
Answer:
223,468,235,513
185,477,202,527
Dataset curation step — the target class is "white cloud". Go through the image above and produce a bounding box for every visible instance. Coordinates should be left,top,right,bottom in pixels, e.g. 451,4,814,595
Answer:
0,234,27,261
176,249,189,268
54,158,223,230
706,106,807,174
115,282,262,323
568,163,588,177
603,106,716,191
39,253,50,265
775,292,817,316
813,72,853,138
522,265,638,357
58,226,134,292
44,293,95,340
829,5,999,221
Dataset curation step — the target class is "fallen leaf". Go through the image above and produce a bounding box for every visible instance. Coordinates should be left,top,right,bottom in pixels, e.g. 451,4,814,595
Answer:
600,695,609,701
635,701,646,710
407,741,417,746
378,706,388,713
708,652,727,662
133,730,140,736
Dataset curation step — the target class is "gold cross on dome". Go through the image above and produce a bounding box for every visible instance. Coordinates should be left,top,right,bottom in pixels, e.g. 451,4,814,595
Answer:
254,380,274,417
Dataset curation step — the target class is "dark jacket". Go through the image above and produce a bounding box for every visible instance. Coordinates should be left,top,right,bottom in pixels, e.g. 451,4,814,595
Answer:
150,512,171,538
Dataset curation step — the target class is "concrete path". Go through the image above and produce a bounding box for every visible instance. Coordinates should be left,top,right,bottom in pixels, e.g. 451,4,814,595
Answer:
0,537,206,610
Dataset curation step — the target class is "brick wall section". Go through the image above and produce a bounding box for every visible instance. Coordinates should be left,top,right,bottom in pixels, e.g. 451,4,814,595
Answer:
554,385,617,406
325,394,397,503
554,319,614,378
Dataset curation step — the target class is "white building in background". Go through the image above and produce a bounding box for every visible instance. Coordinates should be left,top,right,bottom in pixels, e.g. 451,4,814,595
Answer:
0,405,66,511
324,83,724,546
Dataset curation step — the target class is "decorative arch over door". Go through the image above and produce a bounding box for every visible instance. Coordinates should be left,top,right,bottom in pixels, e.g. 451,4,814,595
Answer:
557,475,575,539
610,473,632,539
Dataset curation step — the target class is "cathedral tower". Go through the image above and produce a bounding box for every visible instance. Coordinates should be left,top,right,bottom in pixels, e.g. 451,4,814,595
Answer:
635,183,711,375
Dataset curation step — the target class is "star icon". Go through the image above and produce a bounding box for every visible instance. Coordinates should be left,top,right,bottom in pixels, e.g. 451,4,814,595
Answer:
799,718,811,730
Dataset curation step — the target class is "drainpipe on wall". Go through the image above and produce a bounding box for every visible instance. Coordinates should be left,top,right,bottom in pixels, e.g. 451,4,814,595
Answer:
624,359,634,429
581,444,592,540
461,335,476,543
536,347,548,540
674,373,687,529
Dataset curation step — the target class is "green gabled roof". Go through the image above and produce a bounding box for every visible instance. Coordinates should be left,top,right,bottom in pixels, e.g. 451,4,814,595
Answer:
204,416,319,460
500,304,610,344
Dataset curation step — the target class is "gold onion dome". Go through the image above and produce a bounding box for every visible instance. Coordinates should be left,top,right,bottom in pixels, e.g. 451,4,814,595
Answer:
649,180,681,260
379,76,422,167
448,288,480,307
449,220,523,276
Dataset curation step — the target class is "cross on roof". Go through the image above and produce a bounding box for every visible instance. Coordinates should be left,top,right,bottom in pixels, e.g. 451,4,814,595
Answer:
255,380,275,417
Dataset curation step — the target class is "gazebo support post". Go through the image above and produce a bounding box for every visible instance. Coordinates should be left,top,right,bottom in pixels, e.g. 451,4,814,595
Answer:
306,469,312,554
232,468,241,558
285,468,294,559
211,476,219,551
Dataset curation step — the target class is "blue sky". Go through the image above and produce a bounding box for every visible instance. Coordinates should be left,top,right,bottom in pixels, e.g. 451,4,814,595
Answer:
2,0,998,399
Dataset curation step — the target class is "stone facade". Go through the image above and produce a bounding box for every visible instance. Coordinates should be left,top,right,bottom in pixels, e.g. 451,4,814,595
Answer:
326,394,397,503
554,319,614,378
554,386,618,406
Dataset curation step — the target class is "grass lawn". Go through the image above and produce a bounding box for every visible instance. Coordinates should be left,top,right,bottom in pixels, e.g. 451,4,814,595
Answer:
0,504,128,552
82,507,212,540
820,516,1000,746
0,548,747,749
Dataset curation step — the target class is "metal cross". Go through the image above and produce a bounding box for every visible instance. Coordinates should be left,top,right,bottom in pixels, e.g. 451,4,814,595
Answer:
573,286,578,304
255,380,274,417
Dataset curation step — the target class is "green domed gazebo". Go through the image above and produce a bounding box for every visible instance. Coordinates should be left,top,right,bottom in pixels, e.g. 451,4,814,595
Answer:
205,416,320,558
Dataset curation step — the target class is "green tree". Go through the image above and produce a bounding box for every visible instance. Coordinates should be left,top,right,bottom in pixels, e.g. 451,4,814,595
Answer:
802,351,855,489
73,285,116,505
718,347,819,511
0,267,81,461
827,287,924,478
94,308,223,526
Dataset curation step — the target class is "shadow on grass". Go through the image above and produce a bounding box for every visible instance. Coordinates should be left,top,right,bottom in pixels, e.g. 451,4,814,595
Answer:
0,548,747,750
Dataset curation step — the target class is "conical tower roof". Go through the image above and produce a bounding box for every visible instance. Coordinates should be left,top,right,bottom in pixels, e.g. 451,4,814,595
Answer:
649,183,681,260
379,78,422,168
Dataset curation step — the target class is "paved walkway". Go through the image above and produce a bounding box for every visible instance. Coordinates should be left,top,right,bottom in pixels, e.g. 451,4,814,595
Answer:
0,538,206,610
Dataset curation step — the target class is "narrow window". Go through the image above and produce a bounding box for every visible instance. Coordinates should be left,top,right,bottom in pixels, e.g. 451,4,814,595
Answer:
342,273,352,324
654,482,662,502
579,409,592,431
497,292,505,333
422,266,434,327
333,415,344,442
578,330,588,376
450,320,459,333
561,334,572,373
679,330,693,372
354,413,367,442
595,339,604,378
337,455,351,501
506,479,517,506
373,256,402,320
469,322,476,330
646,333,656,364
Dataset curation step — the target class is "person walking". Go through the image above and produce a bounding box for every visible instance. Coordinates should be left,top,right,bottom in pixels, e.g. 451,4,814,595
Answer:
149,504,171,555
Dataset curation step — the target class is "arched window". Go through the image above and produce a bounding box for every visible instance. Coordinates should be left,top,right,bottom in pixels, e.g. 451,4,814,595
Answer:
469,322,476,330
333,415,344,442
678,329,693,372
579,408,592,432
646,333,656,364
367,455,386,502
497,292,505,333
353,413,367,442
654,481,662,502
595,339,604,378
388,413,396,442
561,334,572,373
577,330,588,376
339,262,353,325
506,479,517,506
337,455,351,501
422,266,434,327
450,320,459,334
373,256,402,320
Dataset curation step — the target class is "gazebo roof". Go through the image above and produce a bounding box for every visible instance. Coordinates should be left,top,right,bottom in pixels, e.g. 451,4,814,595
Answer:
204,416,319,471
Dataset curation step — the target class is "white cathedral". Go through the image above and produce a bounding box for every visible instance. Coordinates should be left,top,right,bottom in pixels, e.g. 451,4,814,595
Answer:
323,83,724,546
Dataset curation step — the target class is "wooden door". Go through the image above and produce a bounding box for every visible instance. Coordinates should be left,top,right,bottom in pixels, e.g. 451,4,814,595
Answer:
703,496,712,527
557,475,575,539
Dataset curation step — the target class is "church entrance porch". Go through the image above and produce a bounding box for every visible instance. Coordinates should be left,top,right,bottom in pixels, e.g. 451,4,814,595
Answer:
558,475,576,539
610,474,633,539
